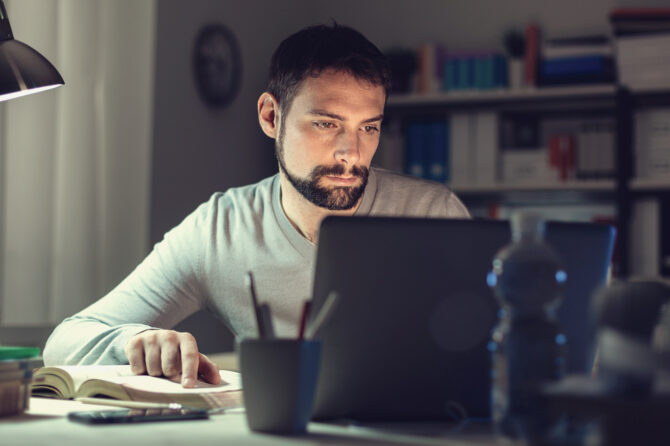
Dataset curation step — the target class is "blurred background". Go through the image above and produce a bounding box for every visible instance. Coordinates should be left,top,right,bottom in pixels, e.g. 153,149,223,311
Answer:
0,0,668,352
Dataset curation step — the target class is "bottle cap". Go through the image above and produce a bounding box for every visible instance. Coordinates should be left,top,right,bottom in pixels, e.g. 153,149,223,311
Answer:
510,211,545,242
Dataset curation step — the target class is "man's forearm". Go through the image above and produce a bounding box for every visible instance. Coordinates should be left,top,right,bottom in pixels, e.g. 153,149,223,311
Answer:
43,317,156,366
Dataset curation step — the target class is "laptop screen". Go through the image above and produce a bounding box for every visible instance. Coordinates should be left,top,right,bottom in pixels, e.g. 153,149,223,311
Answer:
310,216,615,421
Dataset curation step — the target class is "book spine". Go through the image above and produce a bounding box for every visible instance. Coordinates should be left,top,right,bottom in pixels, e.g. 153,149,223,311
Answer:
662,198,670,277
376,119,405,173
405,122,426,178
542,45,613,59
474,112,498,184
629,198,660,276
645,109,670,178
634,110,649,179
524,23,540,86
541,56,608,75
427,122,447,183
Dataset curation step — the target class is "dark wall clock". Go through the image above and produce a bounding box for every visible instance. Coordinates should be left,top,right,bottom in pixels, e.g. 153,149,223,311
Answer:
192,23,242,108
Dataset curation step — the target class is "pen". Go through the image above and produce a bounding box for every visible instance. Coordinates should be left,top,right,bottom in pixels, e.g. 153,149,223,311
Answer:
247,271,265,339
75,397,184,410
305,291,339,340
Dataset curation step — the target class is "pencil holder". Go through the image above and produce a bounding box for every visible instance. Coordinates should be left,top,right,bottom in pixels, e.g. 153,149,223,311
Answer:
237,338,321,434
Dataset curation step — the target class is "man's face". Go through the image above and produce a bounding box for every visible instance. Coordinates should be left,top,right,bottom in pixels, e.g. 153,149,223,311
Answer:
275,70,385,210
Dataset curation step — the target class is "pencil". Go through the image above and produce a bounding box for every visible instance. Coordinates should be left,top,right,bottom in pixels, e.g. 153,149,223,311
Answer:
297,300,312,340
75,397,184,410
247,271,265,338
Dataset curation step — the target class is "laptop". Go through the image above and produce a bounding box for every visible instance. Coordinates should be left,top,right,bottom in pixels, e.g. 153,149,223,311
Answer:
309,216,616,421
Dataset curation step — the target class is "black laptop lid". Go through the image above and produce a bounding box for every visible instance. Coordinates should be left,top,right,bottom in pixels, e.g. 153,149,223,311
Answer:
310,216,615,421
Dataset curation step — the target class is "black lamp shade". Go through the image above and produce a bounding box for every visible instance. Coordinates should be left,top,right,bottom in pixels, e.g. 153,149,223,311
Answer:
0,39,64,101
0,1,64,102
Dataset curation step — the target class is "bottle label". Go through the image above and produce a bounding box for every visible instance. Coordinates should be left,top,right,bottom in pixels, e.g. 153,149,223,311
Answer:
491,350,508,426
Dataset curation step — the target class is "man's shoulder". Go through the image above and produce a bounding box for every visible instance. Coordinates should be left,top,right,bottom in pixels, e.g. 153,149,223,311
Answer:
369,167,469,218
372,167,449,192
218,174,277,203
187,174,278,225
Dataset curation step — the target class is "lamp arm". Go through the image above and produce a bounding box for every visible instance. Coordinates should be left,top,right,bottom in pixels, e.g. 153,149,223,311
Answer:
0,1,13,41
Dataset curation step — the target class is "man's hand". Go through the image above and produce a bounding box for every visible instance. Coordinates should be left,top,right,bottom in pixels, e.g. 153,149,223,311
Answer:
125,330,220,388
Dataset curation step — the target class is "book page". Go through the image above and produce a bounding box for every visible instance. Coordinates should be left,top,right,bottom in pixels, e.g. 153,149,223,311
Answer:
67,367,241,394
54,365,136,391
101,370,241,394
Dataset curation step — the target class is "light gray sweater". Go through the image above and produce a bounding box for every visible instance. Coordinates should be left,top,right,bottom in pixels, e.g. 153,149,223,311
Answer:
43,168,470,365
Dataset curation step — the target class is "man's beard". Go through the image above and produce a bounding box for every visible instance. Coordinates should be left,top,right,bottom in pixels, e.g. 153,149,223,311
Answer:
275,139,369,211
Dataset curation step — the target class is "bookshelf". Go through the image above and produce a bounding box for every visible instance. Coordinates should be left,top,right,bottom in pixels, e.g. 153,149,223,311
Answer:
453,179,615,194
452,180,616,204
630,178,670,193
387,84,618,108
381,85,648,277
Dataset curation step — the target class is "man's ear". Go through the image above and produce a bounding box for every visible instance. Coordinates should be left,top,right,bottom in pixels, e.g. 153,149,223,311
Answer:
257,92,280,139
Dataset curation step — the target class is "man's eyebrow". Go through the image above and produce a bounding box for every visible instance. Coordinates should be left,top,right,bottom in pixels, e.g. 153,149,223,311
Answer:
307,109,384,123
308,109,346,120
362,114,384,124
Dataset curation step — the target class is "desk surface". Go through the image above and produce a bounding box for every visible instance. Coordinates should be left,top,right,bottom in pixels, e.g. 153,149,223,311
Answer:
0,398,512,446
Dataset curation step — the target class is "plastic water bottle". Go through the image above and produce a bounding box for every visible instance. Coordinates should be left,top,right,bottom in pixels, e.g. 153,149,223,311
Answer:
487,212,567,440
654,303,670,393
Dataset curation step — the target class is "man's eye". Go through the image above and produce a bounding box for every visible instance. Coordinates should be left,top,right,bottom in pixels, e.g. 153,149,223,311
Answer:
363,125,379,134
314,121,335,129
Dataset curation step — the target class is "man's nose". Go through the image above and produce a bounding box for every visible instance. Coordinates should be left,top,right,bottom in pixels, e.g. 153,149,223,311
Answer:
334,130,360,165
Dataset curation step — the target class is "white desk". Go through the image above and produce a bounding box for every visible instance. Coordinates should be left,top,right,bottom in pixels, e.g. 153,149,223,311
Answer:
0,398,512,446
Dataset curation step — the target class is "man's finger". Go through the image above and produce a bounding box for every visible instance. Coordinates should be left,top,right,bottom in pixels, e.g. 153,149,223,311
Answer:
197,353,221,385
178,333,199,387
160,340,181,379
144,335,162,377
125,339,146,375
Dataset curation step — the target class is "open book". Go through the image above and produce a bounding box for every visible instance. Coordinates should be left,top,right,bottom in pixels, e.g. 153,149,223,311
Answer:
31,365,242,409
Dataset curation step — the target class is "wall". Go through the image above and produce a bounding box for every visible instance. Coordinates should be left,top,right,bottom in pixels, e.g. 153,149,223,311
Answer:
313,0,670,50
151,0,317,243
152,0,667,352
0,1,156,349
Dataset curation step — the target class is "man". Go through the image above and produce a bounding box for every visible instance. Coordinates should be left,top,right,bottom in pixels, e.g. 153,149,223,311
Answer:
43,24,469,388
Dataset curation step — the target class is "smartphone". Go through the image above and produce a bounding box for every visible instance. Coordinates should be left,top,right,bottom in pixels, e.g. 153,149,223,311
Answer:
67,408,209,424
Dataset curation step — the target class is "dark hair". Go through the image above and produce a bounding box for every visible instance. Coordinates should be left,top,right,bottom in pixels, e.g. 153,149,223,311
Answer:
266,23,392,116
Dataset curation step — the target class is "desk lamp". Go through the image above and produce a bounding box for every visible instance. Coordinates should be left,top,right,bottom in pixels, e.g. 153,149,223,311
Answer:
0,0,64,102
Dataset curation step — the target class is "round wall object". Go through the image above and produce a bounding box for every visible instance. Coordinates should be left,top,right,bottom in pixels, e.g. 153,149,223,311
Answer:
192,23,242,108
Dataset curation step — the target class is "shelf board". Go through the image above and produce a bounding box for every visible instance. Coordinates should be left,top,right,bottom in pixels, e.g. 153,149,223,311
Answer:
629,178,670,191
387,85,618,107
452,180,616,194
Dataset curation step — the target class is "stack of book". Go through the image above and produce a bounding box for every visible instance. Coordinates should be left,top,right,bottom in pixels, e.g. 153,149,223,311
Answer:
539,35,615,86
611,8,670,90
450,112,498,186
0,346,42,417
497,116,616,184
404,120,449,183
443,52,508,91
414,43,508,93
